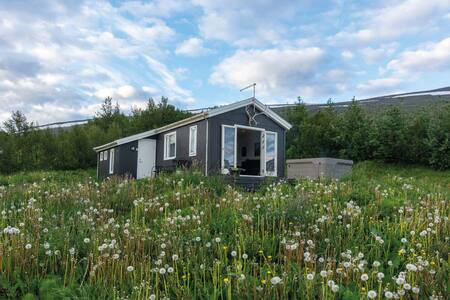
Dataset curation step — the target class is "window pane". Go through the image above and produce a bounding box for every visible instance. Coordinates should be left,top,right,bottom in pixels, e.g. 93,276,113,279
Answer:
190,127,197,155
169,142,176,157
223,127,235,169
266,133,276,172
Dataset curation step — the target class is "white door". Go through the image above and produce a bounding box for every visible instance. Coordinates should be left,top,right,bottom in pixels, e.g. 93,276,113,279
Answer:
137,139,156,179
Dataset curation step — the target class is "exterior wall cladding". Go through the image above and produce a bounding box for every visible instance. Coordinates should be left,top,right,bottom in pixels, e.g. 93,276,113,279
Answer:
97,106,286,179
97,140,138,180
206,106,286,177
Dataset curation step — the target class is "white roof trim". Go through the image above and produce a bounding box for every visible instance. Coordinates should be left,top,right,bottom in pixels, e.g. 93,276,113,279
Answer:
93,97,292,152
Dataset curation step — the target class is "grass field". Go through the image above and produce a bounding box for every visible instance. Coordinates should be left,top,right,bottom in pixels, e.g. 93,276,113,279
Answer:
0,162,448,299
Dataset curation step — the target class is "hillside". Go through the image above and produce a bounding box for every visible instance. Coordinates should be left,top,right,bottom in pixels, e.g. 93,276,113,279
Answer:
271,86,450,114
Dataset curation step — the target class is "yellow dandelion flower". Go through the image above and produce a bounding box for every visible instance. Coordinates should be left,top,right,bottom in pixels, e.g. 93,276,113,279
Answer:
223,277,230,284
261,279,267,285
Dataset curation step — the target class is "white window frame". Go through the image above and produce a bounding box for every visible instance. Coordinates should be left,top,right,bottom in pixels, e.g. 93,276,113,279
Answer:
100,152,103,161
104,151,108,161
109,149,115,174
221,125,237,173
189,125,197,157
265,131,278,177
164,131,177,160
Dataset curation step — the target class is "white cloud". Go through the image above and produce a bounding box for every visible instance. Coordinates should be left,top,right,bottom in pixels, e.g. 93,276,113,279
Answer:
333,0,450,44
357,77,403,95
341,50,354,60
360,44,398,64
0,0,194,124
175,38,211,56
193,0,301,46
387,37,450,74
210,47,342,99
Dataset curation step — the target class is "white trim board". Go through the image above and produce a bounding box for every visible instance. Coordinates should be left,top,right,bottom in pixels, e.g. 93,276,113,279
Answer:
93,97,292,152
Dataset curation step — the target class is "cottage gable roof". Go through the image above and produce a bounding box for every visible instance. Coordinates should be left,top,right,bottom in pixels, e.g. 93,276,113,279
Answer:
93,98,292,152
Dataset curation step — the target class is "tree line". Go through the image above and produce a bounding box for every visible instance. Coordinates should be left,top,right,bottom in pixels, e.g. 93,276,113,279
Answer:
0,97,190,173
0,97,448,174
284,100,450,170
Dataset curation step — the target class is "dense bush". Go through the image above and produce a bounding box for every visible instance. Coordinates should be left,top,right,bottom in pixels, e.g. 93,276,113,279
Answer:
0,97,190,174
284,100,450,170
0,98,449,174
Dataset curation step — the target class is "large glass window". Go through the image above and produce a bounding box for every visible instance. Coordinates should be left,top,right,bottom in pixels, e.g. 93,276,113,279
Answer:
164,132,176,160
222,126,236,172
189,126,197,156
265,132,277,176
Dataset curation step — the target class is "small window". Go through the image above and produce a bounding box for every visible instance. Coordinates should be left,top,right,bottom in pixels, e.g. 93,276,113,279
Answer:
164,132,176,160
104,151,108,160
109,149,115,174
189,125,197,157
100,152,103,161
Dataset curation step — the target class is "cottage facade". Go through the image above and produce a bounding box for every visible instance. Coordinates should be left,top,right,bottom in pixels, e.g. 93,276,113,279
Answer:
94,98,292,180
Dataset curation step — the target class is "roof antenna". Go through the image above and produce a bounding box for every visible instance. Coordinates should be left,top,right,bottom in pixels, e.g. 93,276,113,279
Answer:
240,83,256,98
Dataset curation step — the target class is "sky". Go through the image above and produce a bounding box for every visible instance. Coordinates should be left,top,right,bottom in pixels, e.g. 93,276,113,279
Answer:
0,0,449,125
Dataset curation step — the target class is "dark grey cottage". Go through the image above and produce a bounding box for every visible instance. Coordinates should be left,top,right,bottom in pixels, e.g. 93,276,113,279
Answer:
94,98,292,180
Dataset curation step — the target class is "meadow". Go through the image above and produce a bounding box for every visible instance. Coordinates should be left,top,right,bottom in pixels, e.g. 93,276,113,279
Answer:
0,162,448,299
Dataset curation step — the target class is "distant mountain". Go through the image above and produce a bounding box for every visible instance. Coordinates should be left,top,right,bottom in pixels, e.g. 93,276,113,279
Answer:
271,86,450,114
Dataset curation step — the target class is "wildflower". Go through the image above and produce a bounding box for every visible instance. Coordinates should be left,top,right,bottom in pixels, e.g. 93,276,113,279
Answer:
69,248,75,255
242,253,248,259
412,287,420,294
406,263,417,272
84,238,90,244
223,277,230,284
376,272,384,280
127,266,134,272
306,273,315,281
320,270,327,278
367,290,377,299
331,284,339,293
384,291,393,298
270,276,282,285
395,277,405,285
167,267,174,273
215,237,221,243
404,283,411,290
361,273,369,281
159,268,166,275
43,242,50,249
372,261,380,268
172,254,179,261
231,250,237,257
25,243,32,250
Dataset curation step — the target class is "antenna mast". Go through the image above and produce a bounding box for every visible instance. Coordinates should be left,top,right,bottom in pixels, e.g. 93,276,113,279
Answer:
240,83,256,98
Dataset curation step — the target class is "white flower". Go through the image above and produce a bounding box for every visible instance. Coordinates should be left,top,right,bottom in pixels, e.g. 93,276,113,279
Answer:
43,242,50,249
270,276,282,285
149,295,156,300
331,284,339,293
377,272,384,280
406,263,417,272
231,251,237,257
172,254,179,261
25,243,32,250
361,273,369,281
159,268,166,275
242,253,248,259
367,290,377,299
84,238,90,244
401,238,407,243
404,283,411,290
215,237,221,243
127,266,134,272
320,270,327,278
306,273,315,281
167,267,174,273
373,261,380,268
412,287,420,294
396,277,405,285
69,248,75,255
384,291,393,298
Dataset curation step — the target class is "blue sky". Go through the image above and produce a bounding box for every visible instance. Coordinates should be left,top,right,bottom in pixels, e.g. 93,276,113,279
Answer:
0,0,449,124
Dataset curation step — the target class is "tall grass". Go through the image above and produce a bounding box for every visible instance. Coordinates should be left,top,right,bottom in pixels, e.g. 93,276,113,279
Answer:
0,163,448,299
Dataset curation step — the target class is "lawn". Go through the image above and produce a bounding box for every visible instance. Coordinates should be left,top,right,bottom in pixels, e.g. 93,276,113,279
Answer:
0,162,448,299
